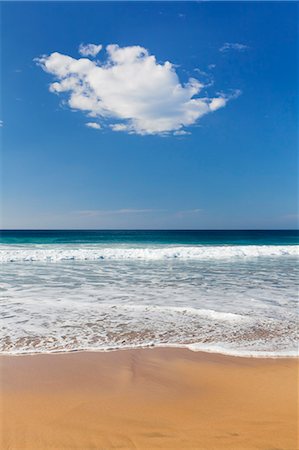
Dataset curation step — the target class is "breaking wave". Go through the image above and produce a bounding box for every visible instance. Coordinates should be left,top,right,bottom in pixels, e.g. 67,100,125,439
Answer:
0,244,298,262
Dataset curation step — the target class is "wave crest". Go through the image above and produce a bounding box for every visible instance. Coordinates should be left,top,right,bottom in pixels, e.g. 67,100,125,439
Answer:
0,244,298,262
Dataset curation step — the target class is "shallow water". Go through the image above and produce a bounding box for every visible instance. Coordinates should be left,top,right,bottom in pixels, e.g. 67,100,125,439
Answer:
1,230,298,357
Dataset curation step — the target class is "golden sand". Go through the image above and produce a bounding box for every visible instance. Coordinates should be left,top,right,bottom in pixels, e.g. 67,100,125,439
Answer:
1,348,298,449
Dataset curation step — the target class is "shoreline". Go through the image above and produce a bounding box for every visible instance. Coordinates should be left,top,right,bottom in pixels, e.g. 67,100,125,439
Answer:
1,347,298,449
1,342,298,359
1,347,298,359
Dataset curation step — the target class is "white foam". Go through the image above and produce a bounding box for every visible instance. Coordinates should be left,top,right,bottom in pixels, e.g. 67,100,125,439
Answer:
1,245,298,358
146,305,251,322
1,301,297,357
0,244,298,262
1,343,298,359
183,343,299,358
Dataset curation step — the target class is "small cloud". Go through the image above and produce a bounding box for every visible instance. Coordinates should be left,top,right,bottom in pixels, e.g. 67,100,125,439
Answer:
86,122,101,130
208,64,216,70
0,120,3,127
173,130,190,136
219,43,249,52
37,44,239,136
110,123,131,133
229,89,242,99
194,68,209,77
193,68,214,87
78,43,102,57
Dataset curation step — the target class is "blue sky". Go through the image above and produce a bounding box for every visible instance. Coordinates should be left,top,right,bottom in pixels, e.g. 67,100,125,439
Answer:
1,1,298,229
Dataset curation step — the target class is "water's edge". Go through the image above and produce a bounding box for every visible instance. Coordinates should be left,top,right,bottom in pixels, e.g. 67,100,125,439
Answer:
1,343,298,359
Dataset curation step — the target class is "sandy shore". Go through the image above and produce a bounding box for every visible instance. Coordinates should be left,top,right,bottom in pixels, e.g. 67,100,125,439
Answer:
1,348,298,449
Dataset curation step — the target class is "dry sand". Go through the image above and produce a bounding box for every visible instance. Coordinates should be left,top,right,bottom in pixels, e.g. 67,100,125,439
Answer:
1,348,298,449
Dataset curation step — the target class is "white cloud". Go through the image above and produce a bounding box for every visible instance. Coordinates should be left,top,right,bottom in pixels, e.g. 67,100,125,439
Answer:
220,43,249,52
36,44,238,136
75,209,161,217
86,122,101,129
173,130,190,136
110,123,131,132
78,43,102,57
0,120,3,127
209,97,227,111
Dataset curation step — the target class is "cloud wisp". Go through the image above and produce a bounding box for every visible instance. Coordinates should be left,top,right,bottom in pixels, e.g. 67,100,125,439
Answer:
86,122,101,130
78,43,102,57
36,43,239,136
74,208,203,219
220,42,249,52
74,208,162,217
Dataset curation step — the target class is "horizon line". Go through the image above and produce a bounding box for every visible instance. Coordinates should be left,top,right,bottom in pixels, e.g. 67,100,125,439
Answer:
1,228,298,232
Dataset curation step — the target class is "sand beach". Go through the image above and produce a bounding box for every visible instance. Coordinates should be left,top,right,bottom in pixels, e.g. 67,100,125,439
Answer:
1,348,298,449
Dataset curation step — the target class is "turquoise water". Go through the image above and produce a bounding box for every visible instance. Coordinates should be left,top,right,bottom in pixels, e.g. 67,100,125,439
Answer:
1,229,298,245
1,230,298,357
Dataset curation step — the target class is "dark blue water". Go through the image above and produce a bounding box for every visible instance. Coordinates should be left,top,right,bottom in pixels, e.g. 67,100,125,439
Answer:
0,229,298,245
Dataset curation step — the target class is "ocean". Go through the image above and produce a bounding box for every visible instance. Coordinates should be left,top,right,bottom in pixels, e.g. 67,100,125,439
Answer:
1,230,298,357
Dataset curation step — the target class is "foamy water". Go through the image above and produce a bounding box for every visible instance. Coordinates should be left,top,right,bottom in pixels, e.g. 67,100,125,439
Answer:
0,244,297,262
1,234,298,357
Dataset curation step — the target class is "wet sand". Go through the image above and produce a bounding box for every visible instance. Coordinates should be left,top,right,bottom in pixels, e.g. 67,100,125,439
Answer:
1,348,298,449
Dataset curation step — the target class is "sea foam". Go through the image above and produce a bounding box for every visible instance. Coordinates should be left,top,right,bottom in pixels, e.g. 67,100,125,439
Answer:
1,241,298,357
0,244,298,262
